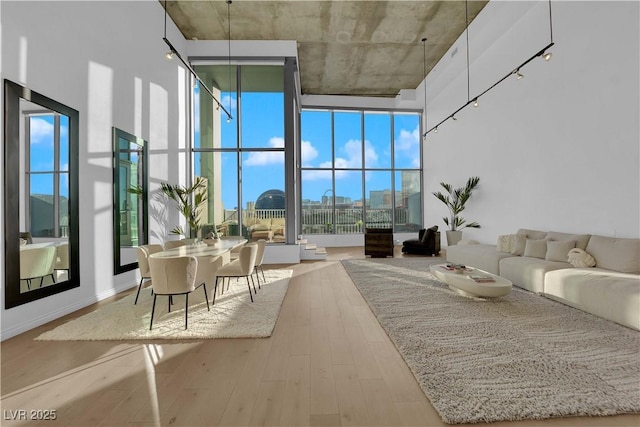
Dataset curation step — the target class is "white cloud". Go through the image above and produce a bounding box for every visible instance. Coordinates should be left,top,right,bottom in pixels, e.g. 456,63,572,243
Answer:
335,139,377,169
301,140,318,166
220,94,237,112
244,137,284,166
30,117,54,145
301,138,380,180
395,125,419,153
363,140,378,167
303,169,332,181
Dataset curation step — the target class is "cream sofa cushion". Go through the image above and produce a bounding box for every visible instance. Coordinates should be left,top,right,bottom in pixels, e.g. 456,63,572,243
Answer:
586,235,640,274
446,244,514,276
544,268,640,331
545,240,576,262
510,234,527,256
497,234,522,253
524,238,547,259
545,231,591,250
499,256,571,293
516,228,548,240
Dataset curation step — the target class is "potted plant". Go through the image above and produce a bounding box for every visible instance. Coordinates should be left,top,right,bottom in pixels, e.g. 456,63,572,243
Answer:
161,176,208,239
432,176,481,246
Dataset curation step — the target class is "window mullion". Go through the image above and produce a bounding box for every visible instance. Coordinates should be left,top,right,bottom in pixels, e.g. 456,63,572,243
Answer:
53,114,61,237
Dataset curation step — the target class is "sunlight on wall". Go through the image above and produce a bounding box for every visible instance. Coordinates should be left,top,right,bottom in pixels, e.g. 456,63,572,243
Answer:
148,82,171,241
134,77,142,137
149,82,168,153
87,61,113,158
19,36,27,83
87,61,114,287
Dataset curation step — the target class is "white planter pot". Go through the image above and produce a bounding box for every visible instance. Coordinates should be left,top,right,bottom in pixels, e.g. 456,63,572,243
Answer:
446,230,463,246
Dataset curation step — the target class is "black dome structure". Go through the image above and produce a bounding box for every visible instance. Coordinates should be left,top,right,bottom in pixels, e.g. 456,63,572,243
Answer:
255,189,285,210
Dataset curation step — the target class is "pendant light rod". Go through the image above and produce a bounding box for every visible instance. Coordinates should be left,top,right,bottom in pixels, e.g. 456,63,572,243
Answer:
423,0,555,137
465,0,471,103
227,0,233,122
548,0,554,43
163,37,233,120
423,42,553,136
422,37,428,138
162,0,232,120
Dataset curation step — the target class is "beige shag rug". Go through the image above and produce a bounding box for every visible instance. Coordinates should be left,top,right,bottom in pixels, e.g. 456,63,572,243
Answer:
36,269,292,341
341,258,640,424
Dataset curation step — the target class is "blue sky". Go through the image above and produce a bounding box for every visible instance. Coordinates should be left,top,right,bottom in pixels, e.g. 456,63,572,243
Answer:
29,115,69,198
194,87,420,211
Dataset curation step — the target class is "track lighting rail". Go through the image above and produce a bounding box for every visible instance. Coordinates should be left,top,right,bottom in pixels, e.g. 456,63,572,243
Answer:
423,42,554,137
163,37,233,121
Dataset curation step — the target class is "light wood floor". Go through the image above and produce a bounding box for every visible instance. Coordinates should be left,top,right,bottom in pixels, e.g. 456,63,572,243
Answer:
1,246,638,427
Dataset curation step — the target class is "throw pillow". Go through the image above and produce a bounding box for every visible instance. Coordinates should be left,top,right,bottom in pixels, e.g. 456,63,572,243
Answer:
497,235,510,252
509,234,527,256
567,248,597,268
545,240,576,262
497,233,521,253
524,238,547,259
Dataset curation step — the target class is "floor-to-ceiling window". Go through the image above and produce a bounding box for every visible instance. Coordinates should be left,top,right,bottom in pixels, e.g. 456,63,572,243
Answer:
24,111,69,238
193,63,286,241
300,109,421,234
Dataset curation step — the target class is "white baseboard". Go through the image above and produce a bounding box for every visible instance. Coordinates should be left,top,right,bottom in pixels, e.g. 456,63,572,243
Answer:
0,281,137,341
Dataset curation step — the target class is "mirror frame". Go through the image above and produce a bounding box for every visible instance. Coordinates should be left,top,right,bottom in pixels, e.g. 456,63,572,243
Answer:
113,127,148,274
4,79,80,308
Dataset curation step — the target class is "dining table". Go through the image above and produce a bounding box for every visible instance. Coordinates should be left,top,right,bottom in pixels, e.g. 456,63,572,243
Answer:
149,238,247,289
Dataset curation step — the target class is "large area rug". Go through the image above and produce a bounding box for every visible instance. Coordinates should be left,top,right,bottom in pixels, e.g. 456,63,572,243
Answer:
341,258,640,424
36,269,292,341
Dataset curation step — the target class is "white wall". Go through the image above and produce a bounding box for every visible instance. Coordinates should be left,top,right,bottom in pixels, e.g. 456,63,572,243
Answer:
1,1,190,339
422,1,639,244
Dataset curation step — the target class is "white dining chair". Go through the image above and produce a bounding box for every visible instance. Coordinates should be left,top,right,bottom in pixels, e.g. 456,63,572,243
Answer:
213,243,258,304
253,239,267,288
20,246,56,289
148,256,210,330
54,242,70,276
134,244,163,304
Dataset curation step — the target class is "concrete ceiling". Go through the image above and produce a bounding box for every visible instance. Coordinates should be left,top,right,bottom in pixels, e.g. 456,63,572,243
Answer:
164,0,488,97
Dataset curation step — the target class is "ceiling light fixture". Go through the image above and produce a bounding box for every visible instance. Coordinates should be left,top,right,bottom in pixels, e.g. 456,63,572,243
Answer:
161,0,232,121
165,51,173,60
423,0,555,136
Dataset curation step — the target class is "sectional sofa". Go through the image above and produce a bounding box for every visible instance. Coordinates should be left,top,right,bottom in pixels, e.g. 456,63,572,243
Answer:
445,228,640,331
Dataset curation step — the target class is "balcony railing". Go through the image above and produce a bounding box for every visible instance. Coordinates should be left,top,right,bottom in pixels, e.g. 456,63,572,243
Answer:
218,207,415,236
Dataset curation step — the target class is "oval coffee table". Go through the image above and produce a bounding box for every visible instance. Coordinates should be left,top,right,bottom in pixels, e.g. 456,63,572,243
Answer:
429,264,512,298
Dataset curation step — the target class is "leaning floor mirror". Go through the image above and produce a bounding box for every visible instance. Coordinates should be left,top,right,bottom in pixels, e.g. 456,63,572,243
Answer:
4,79,80,308
113,127,148,274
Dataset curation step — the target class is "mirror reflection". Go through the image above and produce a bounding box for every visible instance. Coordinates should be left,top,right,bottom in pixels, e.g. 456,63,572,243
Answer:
113,127,148,274
4,79,79,309
19,99,71,292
